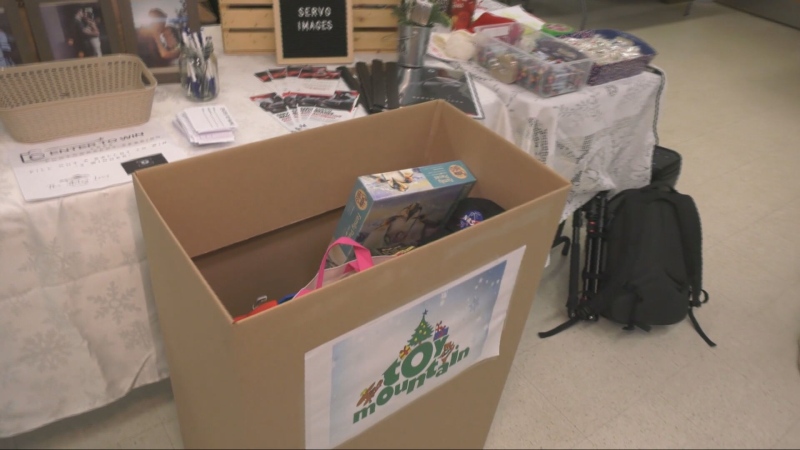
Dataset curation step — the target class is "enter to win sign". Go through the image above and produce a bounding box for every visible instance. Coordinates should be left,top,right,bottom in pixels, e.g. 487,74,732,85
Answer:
274,0,355,63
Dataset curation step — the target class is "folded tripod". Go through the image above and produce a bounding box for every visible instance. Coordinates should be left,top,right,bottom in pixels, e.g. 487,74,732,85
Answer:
541,192,608,337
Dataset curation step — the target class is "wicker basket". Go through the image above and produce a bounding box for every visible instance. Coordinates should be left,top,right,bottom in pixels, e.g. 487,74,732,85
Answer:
0,54,157,143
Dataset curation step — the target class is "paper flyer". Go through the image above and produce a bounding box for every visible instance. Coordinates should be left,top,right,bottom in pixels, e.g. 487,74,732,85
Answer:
172,105,237,145
398,66,484,119
305,246,526,449
279,90,358,129
250,65,358,132
8,123,185,201
252,89,359,132
250,92,301,132
255,65,341,94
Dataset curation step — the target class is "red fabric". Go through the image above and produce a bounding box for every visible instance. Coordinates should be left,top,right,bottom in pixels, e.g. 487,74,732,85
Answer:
451,0,477,30
468,12,516,33
233,299,279,323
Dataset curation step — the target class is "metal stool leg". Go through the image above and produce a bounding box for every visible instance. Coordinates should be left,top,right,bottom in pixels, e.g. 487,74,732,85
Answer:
684,0,695,16
579,0,588,30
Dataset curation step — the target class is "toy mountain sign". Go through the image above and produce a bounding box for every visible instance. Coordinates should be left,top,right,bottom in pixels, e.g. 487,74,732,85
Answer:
273,0,354,64
304,247,525,448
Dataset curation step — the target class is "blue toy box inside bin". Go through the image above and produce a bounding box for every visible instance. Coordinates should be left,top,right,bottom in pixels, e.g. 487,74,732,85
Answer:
561,29,657,86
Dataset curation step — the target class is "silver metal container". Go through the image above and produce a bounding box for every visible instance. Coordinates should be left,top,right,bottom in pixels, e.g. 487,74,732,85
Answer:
397,24,433,68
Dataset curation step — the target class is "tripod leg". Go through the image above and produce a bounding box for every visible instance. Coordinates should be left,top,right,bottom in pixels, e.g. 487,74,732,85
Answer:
566,208,582,315
552,220,571,256
583,194,606,295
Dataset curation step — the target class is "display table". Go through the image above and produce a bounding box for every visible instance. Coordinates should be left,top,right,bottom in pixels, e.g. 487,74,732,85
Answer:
453,59,662,218
0,25,663,437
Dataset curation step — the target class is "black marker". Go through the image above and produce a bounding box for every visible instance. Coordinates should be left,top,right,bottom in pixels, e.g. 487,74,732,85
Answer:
337,66,365,108
355,62,375,114
370,59,386,113
385,62,400,110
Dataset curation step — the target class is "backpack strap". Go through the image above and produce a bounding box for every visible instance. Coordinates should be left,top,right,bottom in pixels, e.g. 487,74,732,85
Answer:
688,290,716,346
638,184,703,304
612,188,655,328
538,304,598,338
666,192,704,306
658,188,717,347
621,290,652,333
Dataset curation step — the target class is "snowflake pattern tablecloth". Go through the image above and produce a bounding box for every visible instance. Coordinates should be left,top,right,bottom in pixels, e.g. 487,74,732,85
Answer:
0,25,662,437
449,60,664,221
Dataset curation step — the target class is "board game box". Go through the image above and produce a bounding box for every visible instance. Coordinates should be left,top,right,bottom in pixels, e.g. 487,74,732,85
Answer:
327,161,477,266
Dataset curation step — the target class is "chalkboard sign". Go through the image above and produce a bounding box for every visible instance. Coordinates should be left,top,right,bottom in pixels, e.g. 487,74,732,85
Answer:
274,0,354,64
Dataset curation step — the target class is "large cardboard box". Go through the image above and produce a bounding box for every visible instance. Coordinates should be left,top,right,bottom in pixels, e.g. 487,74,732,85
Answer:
133,101,570,449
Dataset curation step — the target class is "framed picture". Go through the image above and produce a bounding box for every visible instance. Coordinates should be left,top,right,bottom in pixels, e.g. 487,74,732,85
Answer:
26,0,122,61
119,0,199,83
0,0,38,65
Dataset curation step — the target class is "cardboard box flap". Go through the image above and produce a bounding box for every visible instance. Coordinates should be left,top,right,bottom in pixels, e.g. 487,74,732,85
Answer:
134,101,453,257
430,102,571,208
134,98,569,257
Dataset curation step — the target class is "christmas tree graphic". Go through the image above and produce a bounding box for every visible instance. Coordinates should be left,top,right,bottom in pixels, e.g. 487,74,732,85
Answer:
407,309,433,347
354,308,471,424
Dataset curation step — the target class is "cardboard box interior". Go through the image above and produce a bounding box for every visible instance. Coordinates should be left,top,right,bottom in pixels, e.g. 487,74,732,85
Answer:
143,101,565,319
133,100,571,448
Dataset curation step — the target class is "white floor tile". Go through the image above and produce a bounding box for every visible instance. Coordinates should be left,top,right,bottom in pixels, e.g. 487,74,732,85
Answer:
689,175,787,236
725,226,800,288
656,352,798,449
113,424,173,449
773,418,800,450
673,121,768,193
587,394,708,449
703,242,789,322
162,419,184,450
754,198,800,247
486,366,584,449
572,437,597,449
14,381,173,450
517,328,654,436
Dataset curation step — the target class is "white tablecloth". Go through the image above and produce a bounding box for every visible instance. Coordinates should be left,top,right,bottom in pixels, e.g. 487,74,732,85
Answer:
0,25,662,437
452,60,663,220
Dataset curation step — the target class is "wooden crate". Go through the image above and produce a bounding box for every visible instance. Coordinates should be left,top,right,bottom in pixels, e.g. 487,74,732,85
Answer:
220,0,400,54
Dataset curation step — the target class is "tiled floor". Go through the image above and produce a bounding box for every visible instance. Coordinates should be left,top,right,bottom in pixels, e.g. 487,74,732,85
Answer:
3,1,799,448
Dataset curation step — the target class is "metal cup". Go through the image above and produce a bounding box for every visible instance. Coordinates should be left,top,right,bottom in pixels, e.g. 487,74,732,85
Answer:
397,24,432,68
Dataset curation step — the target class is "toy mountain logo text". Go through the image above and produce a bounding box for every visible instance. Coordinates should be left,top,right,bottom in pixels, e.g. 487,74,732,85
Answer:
303,246,526,449
353,309,467,424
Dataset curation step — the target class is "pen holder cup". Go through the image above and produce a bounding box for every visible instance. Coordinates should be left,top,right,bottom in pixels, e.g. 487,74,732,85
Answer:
179,44,219,102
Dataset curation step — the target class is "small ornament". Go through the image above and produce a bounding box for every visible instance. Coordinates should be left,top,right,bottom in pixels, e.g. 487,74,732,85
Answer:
489,53,519,84
445,30,477,61
562,34,643,65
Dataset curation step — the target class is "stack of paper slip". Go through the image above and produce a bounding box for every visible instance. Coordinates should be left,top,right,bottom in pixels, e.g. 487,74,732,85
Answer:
174,105,238,145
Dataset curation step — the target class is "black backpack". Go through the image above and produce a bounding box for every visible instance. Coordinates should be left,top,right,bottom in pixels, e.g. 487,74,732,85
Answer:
539,184,716,347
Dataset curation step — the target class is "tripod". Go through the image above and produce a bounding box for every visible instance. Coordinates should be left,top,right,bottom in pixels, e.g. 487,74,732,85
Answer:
541,192,608,338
